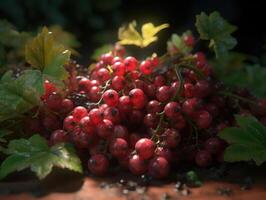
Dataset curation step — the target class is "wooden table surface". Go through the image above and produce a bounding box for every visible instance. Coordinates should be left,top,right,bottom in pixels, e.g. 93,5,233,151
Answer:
0,164,266,200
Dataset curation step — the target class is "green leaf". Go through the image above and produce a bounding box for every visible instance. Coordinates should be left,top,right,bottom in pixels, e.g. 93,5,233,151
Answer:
167,31,193,56
0,70,44,122
0,135,83,180
91,44,113,60
219,115,266,165
25,27,70,80
195,11,237,57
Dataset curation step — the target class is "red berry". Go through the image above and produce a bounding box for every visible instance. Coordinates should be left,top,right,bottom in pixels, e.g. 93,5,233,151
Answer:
118,96,132,113
96,68,110,83
144,113,159,129
194,80,211,98
135,138,155,160
193,111,212,129
182,98,201,116
148,157,169,179
113,125,129,140
79,116,95,135
88,154,109,176
155,147,172,162
89,108,102,125
109,138,129,158
129,88,146,109
103,89,119,107
45,92,62,111
111,76,125,91
61,99,74,114
124,56,138,71
96,119,114,139
204,137,224,155
194,52,206,68
72,106,88,121
129,154,147,175
195,150,212,167
164,102,181,118
146,100,163,114
103,107,120,124
156,86,172,102
112,62,126,76
79,78,91,91
100,52,113,65
89,86,101,102
183,35,195,47
63,115,77,132
154,75,166,87
184,83,195,98
139,60,153,75
163,128,181,148
50,129,69,145
129,70,141,80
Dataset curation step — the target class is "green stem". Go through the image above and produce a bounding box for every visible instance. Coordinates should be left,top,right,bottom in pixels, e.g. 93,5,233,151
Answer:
217,91,257,106
179,63,205,79
173,67,184,100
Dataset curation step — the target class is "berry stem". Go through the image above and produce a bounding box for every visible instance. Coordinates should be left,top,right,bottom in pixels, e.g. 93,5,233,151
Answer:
217,91,257,105
173,67,184,100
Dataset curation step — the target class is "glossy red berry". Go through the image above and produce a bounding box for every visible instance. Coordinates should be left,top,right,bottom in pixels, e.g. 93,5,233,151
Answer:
88,154,109,176
164,102,181,118
103,89,119,107
139,60,153,75
146,100,163,114
96,119,114,139
156,86,172,102
109,138,129,158
111,76,125,91
148,157,169,179
72,106,88,121
46,92,62,111
129,154,147,175
135,138,155,160
129,88,146,109
112,62,126,76
50,129,69,145
163,129,181,148
89,108,102,125
124,56,138,71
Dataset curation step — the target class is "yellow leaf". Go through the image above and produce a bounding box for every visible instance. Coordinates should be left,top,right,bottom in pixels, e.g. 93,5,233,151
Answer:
118,21,142,46
25,27,70,80
118,21,169,48
141,23,169,47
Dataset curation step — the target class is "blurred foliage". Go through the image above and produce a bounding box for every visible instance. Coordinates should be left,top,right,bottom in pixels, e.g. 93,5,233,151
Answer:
0,0,123,50
0,19,79,76
0,20,32,73
212,53,266,97
91,44,113,60
195,11,237,58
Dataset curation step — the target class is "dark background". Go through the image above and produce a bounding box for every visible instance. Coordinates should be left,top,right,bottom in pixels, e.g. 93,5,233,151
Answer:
1,0,265,61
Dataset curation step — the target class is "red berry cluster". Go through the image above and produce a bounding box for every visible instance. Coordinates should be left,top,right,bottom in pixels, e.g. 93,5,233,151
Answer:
25,43,266,179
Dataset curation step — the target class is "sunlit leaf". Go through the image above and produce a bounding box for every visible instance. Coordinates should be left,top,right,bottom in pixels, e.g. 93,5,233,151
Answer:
118,21,169,47
25,27,70,80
